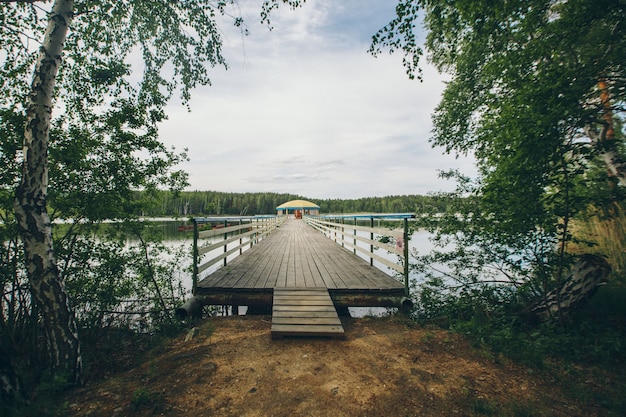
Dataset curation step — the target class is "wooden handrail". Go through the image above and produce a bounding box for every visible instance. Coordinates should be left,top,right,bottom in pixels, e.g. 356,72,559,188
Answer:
304,214,414,296
191,216,284,292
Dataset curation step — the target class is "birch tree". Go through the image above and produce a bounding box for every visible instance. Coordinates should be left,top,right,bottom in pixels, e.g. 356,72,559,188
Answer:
12,0,82,385
1,0,302,385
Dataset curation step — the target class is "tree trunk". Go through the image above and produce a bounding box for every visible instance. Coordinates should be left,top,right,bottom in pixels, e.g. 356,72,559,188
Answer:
13,0,82,384
586,79,626,186
528,254,611,322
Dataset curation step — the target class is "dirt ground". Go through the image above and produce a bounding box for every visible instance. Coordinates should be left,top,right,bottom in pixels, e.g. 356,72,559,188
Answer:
61,315,612,417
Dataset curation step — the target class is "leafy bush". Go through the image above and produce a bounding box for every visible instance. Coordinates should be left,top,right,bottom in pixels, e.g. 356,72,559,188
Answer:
412,274,625,368
1,217,190,408
130,387,163,411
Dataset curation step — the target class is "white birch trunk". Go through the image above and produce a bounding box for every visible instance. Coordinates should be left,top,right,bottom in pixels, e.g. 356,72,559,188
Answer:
587,80,626,186
585,124,626,187
13,0,82,384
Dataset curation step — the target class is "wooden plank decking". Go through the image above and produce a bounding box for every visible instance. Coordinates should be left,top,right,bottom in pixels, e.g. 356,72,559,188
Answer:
195,219,404,294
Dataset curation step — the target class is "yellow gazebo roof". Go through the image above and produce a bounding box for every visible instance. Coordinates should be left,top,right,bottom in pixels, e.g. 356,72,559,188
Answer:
276,200,320,210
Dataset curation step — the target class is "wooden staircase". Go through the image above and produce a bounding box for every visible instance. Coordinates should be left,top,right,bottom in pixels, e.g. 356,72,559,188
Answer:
271,288,345,339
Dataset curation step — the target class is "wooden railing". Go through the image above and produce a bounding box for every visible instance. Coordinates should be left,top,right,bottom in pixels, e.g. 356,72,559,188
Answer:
304,213,415,295
191,216,283,292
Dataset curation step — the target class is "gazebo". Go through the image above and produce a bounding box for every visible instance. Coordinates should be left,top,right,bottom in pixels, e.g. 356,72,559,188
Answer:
276,199,320,218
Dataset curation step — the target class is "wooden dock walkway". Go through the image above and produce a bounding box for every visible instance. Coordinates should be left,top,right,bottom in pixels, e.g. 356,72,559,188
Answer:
193,219,407,337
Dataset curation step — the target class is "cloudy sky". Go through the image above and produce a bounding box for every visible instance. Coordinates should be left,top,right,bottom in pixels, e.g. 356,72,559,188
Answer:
159,0,476,199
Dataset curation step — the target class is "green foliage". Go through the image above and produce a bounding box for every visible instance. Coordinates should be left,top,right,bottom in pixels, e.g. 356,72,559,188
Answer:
139,190,308,216
411,172,565,316
411,188,626,369
470,397,498,416
2,0,241,224
1,0,258,388
375,0,626,290
5,372,74,417
56,220,189,331
369,0,422,80
1,217,189,402
382,1,625,244
319,194,445,214
130,387,163,411
47,120,190,222
414,272,626,367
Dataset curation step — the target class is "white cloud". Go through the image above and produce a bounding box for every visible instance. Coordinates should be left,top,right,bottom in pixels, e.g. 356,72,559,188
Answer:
158,0,476,199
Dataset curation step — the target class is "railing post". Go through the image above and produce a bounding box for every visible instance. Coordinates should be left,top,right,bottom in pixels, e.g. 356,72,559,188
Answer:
250,218,255,248
403,217,410,296
353,217,357,255
223,219,228,267
239,219,243,255
341,217,345,248
370,216,374,266
192,218,199,294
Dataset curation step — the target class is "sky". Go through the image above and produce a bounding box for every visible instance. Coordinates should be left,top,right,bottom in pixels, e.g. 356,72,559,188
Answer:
158,0,476,200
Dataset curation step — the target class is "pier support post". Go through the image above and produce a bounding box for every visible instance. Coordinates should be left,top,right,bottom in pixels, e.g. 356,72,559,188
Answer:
403,218,410,296
370,217,374,266
223,219,228,266
353,217,357,255
192,219,199,294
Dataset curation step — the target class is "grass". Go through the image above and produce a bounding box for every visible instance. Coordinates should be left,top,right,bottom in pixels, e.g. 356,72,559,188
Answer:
570,203,626,277
130,387,163,411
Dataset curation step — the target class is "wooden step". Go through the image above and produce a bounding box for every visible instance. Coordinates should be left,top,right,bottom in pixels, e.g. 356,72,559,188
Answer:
271,288,345,339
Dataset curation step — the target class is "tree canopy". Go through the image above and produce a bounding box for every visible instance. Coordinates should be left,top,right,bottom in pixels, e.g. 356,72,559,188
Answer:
373,0,626,234
372,0,626,322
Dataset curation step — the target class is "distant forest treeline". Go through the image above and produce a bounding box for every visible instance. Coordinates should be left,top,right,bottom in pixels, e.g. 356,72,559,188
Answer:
137,190,446,217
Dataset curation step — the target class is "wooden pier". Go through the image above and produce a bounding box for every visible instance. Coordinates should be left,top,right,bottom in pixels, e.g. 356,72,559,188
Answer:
190,218,408,338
